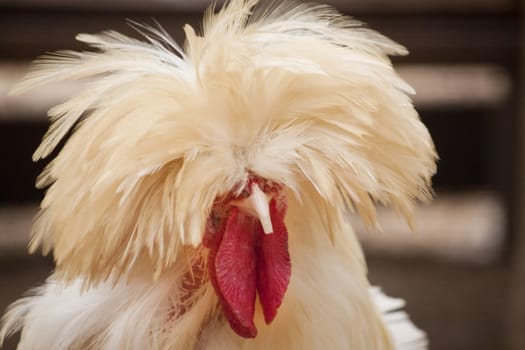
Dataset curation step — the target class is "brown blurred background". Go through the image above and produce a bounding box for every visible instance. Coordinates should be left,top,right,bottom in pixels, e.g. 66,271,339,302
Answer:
0,0,524,349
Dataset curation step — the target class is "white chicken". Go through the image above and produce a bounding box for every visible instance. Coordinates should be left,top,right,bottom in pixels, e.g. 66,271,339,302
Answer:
0,1,437,349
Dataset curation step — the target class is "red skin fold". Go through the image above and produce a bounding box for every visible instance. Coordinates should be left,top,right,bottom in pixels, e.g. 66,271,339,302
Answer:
213,208,258,338
203,191,291,338
255,198,291,324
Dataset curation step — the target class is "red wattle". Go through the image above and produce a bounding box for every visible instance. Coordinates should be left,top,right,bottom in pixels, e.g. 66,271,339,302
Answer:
255,198,291,324
204,193,291,338
212,208,258,338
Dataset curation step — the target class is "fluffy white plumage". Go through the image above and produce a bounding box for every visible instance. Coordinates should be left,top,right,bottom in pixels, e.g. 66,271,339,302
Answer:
1,1,436,349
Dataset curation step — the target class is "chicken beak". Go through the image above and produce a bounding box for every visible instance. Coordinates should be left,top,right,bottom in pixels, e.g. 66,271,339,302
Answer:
249,183,273,234
233,183,274,234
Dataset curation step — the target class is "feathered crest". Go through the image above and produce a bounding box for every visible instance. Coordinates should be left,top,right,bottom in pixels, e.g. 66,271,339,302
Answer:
12,0,436,284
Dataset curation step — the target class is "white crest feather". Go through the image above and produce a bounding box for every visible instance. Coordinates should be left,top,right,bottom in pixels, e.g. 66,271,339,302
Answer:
8,0,436,284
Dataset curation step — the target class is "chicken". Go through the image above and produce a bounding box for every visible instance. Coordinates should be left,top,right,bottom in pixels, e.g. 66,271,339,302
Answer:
0,1,437,349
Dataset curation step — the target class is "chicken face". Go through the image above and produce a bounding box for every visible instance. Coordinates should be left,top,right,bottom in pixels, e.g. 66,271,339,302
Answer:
203,176,290,338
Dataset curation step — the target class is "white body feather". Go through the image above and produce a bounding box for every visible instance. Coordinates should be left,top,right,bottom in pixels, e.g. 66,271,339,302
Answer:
1,1,436,349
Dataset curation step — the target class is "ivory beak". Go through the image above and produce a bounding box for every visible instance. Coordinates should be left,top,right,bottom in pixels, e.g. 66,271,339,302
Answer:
249,183,273,234
233,183,274,234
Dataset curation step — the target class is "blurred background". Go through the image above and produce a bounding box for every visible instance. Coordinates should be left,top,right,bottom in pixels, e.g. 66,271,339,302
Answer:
0,0,523,349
